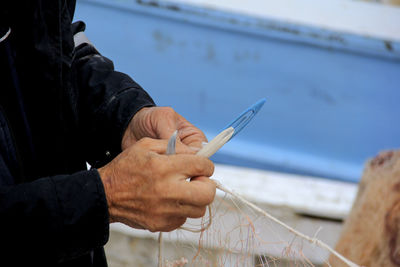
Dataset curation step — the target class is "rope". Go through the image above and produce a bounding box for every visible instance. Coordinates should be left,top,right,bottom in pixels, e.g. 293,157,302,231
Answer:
157,128,360,267
214,180,360,267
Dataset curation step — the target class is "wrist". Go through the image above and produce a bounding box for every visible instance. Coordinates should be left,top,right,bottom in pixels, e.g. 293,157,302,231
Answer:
121,107,153,150
97,166,116,223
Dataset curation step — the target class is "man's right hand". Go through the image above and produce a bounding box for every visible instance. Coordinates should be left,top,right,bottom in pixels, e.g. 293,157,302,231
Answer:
98,138,216,232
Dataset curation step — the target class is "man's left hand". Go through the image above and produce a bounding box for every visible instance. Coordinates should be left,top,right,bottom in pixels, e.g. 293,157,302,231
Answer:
122,107,207,151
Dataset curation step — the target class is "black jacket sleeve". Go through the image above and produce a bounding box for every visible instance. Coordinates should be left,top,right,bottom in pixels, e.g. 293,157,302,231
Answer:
0,169,109,264
72,21,155,165
0,4,113,264
1,3,150,265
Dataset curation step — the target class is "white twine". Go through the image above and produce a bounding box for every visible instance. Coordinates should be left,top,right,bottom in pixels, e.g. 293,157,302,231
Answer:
214,180,360,267
158,127,360,267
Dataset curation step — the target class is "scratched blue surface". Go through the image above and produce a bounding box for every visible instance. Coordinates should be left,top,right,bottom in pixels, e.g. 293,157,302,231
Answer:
75,0,400,182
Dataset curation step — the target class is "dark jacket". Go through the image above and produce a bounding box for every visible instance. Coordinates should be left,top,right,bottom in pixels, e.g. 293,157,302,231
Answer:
0,0,154,266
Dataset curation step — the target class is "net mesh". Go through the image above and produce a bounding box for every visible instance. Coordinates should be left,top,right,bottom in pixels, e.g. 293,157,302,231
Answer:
160,192,334,267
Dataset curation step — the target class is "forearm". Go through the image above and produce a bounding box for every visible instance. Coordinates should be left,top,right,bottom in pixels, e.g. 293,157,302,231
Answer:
71,21,155,165
0,169,109,263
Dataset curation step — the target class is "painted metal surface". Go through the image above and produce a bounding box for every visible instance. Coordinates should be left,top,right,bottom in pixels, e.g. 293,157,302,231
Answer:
75,0,400,182
170,0,400,43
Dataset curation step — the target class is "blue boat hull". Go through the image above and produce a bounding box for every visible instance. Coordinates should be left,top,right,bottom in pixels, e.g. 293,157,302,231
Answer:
75,0,400,182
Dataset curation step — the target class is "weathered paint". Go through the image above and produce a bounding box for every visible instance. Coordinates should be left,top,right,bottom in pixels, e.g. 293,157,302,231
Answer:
76,0,400,182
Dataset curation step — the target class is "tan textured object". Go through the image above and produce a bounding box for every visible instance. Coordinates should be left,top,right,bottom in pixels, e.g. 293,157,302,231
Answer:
330,150,400,267
382,0,400,5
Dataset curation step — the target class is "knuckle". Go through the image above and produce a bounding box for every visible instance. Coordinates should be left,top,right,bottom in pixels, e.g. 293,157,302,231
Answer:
138,137,152,147
192,162,203,174
148,154,157,167
143,152,158,168
196,158,214,177
141,154,156,176
161,106,175,115
151,157,167,176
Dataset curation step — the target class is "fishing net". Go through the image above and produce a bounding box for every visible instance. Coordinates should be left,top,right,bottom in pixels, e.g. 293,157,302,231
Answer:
158,181,356,267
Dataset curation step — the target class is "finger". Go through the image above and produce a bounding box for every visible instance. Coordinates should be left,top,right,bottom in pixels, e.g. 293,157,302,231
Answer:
153,107,180,140
136,138,195,155
136,138,169,154
167,155,214,178
177,177,216,207
177,124,208,149
149,107,207,149
157,217,187,232
175,139,197,155
181,205,208,219
161,200,208,219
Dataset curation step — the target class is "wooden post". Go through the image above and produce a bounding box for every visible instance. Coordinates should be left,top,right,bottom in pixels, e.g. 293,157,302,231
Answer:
330,150,400,266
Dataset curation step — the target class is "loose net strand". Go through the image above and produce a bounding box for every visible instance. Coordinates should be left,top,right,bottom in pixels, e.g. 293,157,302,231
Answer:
214,180,360,267
158,232,163,267
179,205,213,233
157,128,360,267
158,180,360,267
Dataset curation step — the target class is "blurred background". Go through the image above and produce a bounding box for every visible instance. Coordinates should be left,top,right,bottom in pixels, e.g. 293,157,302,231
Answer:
75,0,399,265
75,0,400,184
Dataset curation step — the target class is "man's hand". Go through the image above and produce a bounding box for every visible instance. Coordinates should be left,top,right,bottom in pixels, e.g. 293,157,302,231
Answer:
122,107,207,150
98,138,216,232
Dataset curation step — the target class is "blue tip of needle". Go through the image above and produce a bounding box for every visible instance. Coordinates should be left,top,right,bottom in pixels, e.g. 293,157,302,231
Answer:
225,98,266,139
